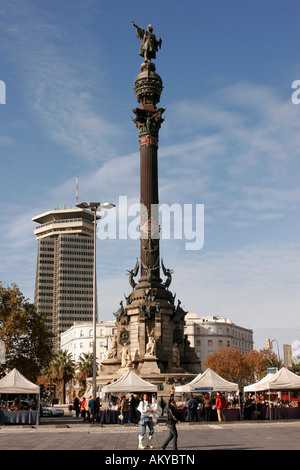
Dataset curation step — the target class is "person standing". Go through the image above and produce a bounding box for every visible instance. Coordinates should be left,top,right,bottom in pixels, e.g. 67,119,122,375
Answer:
187,394,198,422
73,396,80,418
80,397,86,421
137,393,155,449
161,398,180,450
159,395,166,416
215,392,227,422
120,395,129,424
129,394,137,423
203,393,212,422
88,396,99,424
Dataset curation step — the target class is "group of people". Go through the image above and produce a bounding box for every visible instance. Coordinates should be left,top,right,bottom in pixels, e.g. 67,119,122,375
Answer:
187,392,229,422
244,392,299,408
243,392,300,419
119,394,142,424
0,396,37,412
73,396,101,424
72,392,181,450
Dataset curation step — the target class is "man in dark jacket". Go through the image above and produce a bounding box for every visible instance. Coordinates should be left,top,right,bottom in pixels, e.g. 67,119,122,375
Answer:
188,394,198,422
161,399,181,450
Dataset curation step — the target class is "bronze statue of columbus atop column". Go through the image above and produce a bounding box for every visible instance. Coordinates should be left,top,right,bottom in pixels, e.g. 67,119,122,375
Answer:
132,22,162,63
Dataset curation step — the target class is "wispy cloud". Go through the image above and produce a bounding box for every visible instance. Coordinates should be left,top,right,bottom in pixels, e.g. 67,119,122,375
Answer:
0,2,121,161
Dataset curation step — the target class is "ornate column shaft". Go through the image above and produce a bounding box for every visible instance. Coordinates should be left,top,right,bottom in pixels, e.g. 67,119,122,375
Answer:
133,62,165,284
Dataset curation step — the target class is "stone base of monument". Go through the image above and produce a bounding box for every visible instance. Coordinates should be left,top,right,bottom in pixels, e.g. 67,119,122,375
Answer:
139,355,161,375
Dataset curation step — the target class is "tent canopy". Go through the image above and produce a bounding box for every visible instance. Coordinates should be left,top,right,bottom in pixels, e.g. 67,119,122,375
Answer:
175,372,203,393
102,370,157,393
0,368,40,395
175,368,239,393
254,367,300,392
244,373,275,393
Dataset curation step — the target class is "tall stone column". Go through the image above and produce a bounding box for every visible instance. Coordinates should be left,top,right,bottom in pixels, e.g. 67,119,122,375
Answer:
133,61,165,286
100,24,200,382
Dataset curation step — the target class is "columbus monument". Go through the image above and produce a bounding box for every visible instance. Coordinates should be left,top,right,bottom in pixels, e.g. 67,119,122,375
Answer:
100,23,200,392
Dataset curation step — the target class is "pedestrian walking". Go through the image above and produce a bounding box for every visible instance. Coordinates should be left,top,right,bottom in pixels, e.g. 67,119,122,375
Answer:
215,392,227,421
161,398,180,450
137,394,156,449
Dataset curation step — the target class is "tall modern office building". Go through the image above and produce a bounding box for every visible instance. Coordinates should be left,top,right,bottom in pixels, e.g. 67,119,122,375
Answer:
33,207,97,349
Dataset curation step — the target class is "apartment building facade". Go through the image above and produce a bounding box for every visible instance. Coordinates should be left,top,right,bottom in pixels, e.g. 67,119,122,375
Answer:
185,312,253,370
60,320,117,364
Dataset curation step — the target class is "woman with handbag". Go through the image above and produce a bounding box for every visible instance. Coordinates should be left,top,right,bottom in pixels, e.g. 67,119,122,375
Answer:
137,393,155,449
161,398,180,450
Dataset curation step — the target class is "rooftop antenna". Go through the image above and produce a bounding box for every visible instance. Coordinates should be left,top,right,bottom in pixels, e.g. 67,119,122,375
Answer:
76,176,79,205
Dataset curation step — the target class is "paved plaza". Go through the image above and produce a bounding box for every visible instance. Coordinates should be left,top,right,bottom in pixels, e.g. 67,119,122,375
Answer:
0,416,299,454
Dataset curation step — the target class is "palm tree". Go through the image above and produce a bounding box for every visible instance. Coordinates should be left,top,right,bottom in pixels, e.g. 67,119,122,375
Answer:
50,350,75,403
76,353,97,396
265,356,283,370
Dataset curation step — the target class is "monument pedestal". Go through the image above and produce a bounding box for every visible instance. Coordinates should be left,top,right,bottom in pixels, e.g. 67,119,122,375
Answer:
139,356,161,375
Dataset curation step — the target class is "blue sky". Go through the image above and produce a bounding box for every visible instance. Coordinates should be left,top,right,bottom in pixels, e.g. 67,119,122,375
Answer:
0,0,300,356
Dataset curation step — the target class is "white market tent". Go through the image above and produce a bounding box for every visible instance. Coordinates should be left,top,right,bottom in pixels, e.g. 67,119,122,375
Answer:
175,368,239,393
175,372,203,393
246,367,300,421
0,368,40,414
0,368,40,395
102,370,157,393
254,367,300,392
244,373,275,393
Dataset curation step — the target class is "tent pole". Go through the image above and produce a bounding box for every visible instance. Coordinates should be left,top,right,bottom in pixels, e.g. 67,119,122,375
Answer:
238,392,242,421
37,392,40,425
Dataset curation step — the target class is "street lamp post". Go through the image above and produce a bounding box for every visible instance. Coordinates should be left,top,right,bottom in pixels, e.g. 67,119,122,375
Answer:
271,339,281,369
76,201,115,398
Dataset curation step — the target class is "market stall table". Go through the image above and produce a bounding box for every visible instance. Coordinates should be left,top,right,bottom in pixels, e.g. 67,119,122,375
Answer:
182,407,241,422
260,406,300,420
98,409,141,424
0,410,39,425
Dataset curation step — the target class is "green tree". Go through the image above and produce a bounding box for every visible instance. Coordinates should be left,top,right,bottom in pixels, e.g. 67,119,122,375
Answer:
0,282,53,382
48,350,75,403
76,353,94,396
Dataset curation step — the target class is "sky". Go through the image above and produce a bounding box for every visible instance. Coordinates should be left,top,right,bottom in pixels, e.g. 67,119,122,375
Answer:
0,0,300,358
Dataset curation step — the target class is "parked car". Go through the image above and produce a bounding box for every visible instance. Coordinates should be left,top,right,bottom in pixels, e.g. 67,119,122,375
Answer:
41,402,64,417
